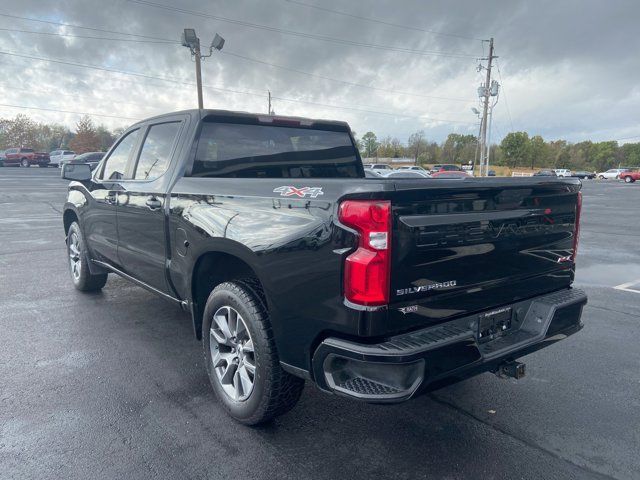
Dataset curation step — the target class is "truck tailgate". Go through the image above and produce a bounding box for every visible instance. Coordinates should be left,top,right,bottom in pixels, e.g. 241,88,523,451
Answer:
389,178,581,323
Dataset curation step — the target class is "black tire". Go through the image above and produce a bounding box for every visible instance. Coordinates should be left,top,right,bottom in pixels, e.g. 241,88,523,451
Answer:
66,222,108,292
202,280,304,425
624,176,633,183
598,175,605,180
21,158,29,168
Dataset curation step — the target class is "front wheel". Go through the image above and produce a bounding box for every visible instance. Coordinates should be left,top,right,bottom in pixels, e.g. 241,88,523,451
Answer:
624,176,633,183
202,281,304,425
21,158,29,168
67,222,108,291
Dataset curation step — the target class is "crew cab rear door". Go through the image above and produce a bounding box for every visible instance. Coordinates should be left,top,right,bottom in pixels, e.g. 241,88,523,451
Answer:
115,115,187,294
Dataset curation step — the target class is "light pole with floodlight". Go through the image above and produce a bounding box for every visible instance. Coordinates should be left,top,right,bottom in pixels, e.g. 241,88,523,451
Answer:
181,29,225,109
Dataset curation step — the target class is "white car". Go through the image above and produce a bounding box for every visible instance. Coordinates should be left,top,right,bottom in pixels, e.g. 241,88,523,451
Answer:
597,168,629,180
397,166,429,173
363,163,392,171
49,150,75,167
554,169,571,177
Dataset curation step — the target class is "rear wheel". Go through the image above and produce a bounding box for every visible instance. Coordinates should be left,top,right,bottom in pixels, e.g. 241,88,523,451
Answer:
21,158,29,168
202,280,304,425
624,176,633,183
67,222,108,291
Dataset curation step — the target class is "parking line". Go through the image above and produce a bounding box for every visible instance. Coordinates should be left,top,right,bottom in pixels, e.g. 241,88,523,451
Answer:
613,279,640,294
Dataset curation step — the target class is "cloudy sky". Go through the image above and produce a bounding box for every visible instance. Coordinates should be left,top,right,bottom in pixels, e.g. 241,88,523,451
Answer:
0,0,638,144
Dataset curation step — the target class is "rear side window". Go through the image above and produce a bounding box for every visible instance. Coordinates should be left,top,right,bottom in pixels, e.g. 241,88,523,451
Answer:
134,122,180,180
190,122,360,178
100,129,139,180
21,148,34,153
64,150,75,155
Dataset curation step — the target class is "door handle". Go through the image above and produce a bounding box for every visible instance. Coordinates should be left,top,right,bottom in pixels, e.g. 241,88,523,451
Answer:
145,196,162,210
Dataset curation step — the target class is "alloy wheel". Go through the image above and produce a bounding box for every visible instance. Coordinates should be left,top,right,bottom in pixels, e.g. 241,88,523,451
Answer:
68,232,81,281
209,306,256,401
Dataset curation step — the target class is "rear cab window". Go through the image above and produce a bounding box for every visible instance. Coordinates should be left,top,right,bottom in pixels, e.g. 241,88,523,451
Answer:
189,118,362,178
133,122,181,181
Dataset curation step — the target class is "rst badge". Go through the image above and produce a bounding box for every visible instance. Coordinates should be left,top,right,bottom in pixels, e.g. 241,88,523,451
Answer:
398,305,418,314
273,186,324,198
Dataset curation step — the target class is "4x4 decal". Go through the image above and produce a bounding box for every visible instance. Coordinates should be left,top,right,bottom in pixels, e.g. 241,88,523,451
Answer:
273,186,324,198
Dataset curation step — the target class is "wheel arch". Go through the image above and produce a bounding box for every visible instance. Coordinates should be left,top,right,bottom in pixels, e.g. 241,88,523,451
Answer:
190,249,269,340
63,208,79,235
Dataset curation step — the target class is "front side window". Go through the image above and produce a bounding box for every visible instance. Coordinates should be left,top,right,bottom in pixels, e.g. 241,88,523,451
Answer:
100,129,139,180
190,121,360,178
134,122,180,180
21,148,34,153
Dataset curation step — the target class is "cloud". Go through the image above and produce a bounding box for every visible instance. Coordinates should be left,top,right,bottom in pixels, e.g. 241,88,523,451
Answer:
0,0,637,144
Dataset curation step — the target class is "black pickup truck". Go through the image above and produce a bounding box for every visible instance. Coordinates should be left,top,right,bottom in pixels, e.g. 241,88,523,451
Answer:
61,109,586,425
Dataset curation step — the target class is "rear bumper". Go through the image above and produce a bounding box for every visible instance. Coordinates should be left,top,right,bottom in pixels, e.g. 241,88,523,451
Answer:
312,288,587,402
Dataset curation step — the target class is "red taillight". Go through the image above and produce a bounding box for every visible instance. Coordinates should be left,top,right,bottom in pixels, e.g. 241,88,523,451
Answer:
338,200,391,306
571,191,582,261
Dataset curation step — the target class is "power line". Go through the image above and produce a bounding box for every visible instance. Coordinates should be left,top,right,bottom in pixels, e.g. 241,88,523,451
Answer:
0,103,141,121
0,13,174,42
3,12,474,104
495,59,515,132
0,49,475,124
221,50,470,102
0,82,171,111
283,0,484,41
0,27,178,44
127,0,478,59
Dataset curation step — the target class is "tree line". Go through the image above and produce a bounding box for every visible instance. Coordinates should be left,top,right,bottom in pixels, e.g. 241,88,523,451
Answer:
357,130,640,171
1,113,637,171
0,114,122,154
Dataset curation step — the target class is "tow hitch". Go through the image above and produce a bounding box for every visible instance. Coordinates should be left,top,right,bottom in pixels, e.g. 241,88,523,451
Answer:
495,360,526,379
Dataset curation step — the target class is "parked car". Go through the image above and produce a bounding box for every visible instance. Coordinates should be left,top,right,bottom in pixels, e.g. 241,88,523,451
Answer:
364,169,384,178
571,171,596,179
49,150,76,167
430,164,461,174
67,151,105,171
3,147,50,167
487,170,496,176
363,163,392,171
430,170,471,179
533,169,558,177
382,170,430,178
597,168,629,180
618,170,640,183
554,169,572,177
397,165,429,173
61,109,586,425
0,150,6,167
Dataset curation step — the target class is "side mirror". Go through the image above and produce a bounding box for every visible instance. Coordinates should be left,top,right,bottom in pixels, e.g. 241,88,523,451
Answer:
61,163,92,181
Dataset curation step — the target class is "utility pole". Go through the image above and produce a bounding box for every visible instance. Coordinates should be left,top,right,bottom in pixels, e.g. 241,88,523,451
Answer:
268,90,272,115
194,39,204,110
479,37,495,176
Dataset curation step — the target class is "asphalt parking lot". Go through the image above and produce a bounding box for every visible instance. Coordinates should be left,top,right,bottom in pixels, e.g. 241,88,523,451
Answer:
1,167,639,480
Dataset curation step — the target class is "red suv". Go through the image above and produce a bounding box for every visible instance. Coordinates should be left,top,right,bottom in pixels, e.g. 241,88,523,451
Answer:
3,148,50,167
